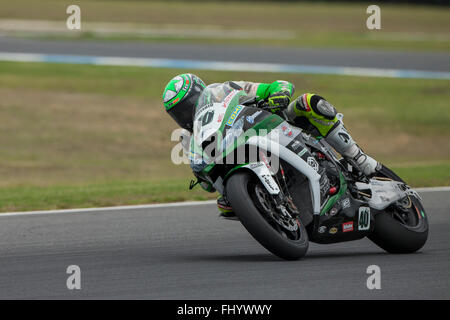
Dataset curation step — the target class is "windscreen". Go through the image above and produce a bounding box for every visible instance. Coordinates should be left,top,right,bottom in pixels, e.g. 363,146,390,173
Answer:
195,83,237,115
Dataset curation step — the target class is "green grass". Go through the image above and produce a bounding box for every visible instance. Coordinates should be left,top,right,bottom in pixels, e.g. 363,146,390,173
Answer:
390,162,450,188
0,180,214,212
0,61,449,212
1,0,449,52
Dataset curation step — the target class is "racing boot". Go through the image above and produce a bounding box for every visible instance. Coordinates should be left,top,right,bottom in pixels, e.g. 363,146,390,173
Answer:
217,196,238,220
286,93,380,176
326,121,381,176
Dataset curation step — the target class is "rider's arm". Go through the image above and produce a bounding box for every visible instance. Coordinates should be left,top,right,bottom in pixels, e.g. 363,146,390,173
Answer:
233,80,295,112
255,80,295,101
232,80,295,100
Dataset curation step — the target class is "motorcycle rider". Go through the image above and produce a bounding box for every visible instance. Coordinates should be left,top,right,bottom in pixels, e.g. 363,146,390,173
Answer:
163,73,380,218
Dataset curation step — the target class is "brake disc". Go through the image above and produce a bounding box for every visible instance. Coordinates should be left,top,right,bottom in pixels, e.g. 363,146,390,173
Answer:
254,185,298,232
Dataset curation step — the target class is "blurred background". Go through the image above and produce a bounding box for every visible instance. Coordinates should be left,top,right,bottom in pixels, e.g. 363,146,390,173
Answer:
0,0,449,211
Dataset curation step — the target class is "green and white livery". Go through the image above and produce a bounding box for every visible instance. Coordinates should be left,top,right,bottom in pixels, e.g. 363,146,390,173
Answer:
187,82,428,260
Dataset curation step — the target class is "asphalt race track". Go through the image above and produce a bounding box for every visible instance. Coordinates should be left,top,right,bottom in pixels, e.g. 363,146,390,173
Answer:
0,190,448,299
0,36,449,299
1,36,450,72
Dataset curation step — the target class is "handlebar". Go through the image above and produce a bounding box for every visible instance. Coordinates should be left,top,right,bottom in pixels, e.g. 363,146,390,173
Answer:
241,97,269,109
240,96,289,112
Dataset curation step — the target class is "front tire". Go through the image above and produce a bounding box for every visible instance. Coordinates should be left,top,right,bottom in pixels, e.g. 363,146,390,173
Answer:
226,172,309,260
368,165,429,253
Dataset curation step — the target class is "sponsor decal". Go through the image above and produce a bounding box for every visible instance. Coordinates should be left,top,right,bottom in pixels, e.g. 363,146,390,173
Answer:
281,125,293,137
291,140,302,151
249,162,264,169
226,105,244,126
167,97,180,107
329,227,338,235
342,221,354,232
201,110,215,126
307,157,319,171
338,132,350,143
318,226,327,234
195,103,213,117
182,81,190,92
299,94,311,112
312,116,334,127
217,113,224,123
297,148,308,157
340,197,351,209
246,110,262,124
358,207,371,231
222,91,239,109
259,150,273,172
262,174,278,192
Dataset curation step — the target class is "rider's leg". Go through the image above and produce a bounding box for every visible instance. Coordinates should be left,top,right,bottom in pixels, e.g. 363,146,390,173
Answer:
217,195,238,220
196,179,236,219
326,121,380,176
286,93,380,176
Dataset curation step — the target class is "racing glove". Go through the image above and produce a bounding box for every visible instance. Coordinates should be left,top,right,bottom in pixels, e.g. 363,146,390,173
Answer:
267,91,292,113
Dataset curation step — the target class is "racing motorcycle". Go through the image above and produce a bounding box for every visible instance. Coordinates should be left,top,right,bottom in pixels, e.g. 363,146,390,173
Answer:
189,82,428,260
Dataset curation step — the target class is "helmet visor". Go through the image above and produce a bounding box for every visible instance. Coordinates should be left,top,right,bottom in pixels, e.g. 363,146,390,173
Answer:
167,92,198,131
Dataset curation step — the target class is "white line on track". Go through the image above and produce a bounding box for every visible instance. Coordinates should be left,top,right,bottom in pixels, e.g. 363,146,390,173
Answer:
414,186,450,192
1,52,449,80
0,187,448,217
0,200,217,217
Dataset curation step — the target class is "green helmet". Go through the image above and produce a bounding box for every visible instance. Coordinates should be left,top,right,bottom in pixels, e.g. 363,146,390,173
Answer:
163,73,206,131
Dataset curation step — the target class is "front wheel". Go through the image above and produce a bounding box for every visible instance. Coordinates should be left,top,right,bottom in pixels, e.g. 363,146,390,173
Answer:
368,165,429,253
225,172,309,260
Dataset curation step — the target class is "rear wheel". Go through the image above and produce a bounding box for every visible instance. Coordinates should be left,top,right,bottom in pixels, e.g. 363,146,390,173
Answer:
368,165,428,253
226,171,309,260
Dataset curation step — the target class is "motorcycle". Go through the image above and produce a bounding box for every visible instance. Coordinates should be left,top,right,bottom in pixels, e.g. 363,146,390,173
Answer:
189,82,428,260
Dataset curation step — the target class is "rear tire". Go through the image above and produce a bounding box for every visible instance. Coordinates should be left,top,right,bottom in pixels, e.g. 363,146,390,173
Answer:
368,165,428,253
226,171,309,260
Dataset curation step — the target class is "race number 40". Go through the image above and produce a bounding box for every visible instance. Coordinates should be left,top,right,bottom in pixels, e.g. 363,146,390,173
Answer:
358,207,371,231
